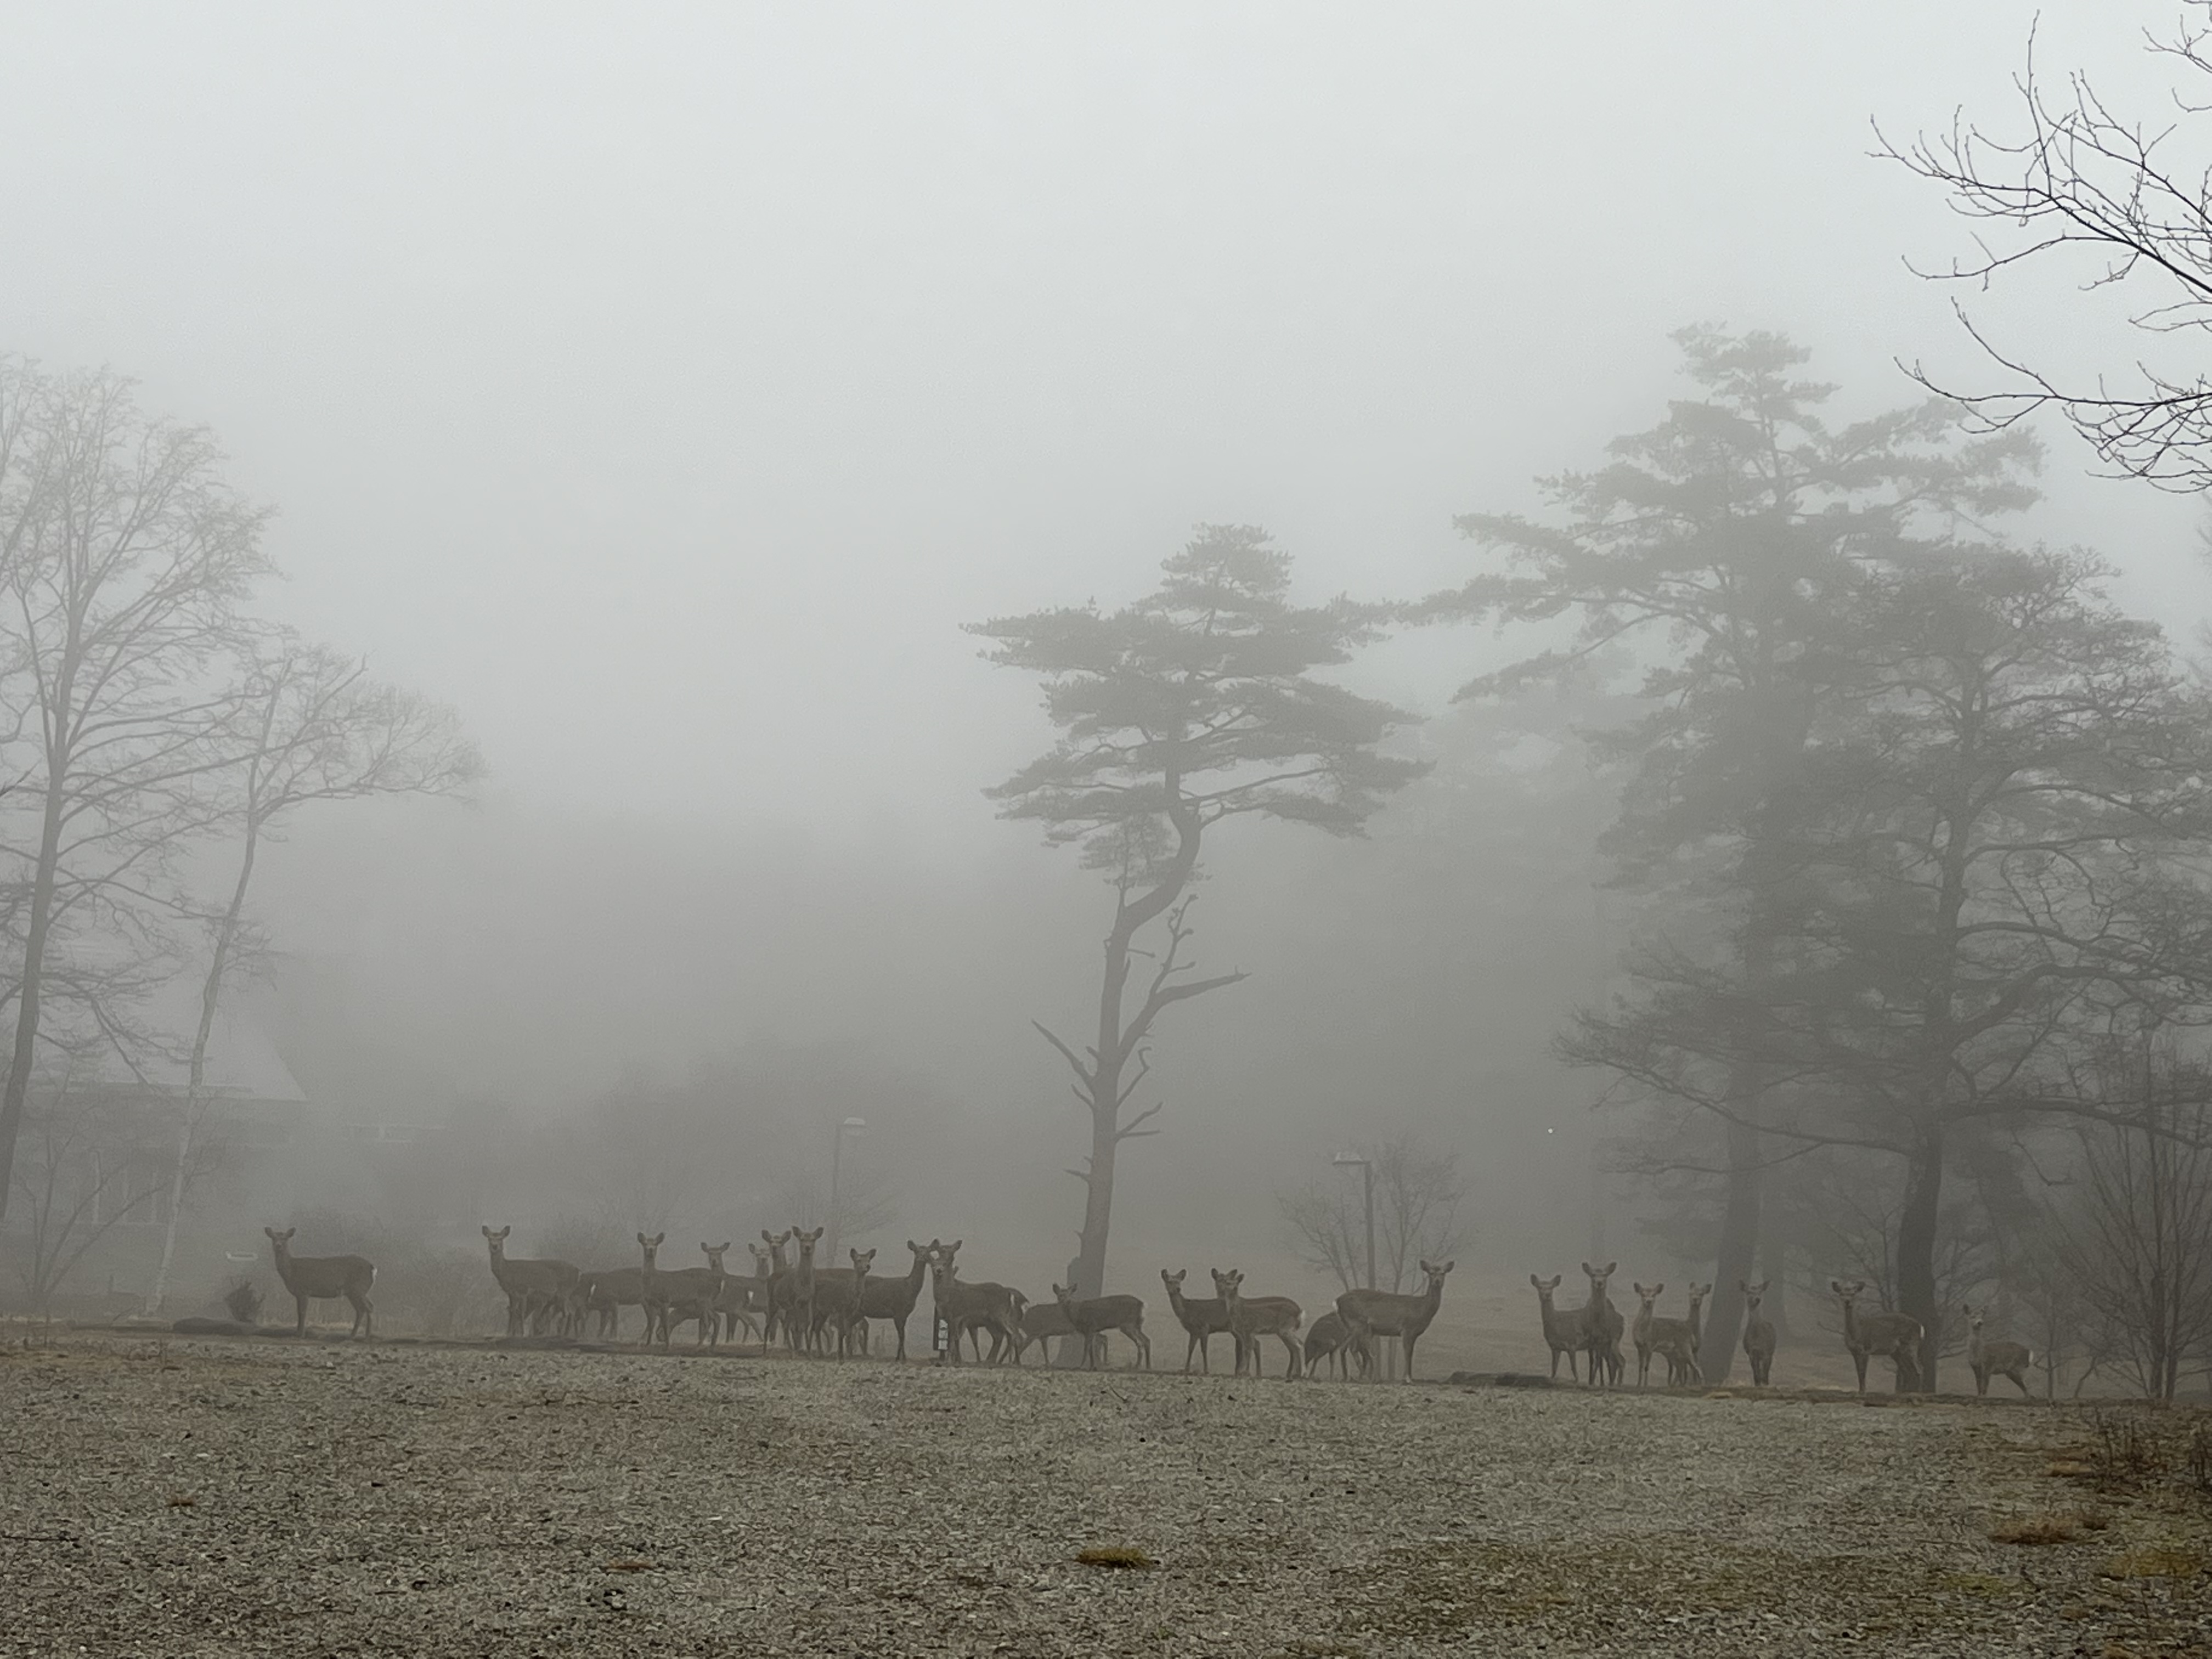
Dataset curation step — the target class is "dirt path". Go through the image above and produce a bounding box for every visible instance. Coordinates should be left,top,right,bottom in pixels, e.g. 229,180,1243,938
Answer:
2,1333,2205,1656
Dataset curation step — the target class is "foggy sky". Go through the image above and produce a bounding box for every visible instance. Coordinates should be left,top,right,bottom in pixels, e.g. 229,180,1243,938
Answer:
7,2,2202,847
9,4,2212,1279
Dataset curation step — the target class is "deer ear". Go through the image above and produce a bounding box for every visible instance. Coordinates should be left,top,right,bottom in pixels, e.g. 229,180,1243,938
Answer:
1604,1261,1617,1275
1443,1261,1454,1274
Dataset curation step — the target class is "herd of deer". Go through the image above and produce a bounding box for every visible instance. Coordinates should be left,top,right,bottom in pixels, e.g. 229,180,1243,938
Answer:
1528,1261,2036,1397
256,1224,1454,1379
256,1227,2035,1396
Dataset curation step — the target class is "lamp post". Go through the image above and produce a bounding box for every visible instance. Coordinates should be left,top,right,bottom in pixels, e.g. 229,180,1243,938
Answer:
1331,1151,1375,1292
826,1116,867,1263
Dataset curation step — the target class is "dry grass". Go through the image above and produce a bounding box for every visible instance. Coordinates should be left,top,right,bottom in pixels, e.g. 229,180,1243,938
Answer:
1989,1513,2082,1546
2098,1546,2204,1580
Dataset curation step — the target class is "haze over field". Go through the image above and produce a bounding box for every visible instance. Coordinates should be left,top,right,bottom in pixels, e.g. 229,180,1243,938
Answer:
7,2,2212,1375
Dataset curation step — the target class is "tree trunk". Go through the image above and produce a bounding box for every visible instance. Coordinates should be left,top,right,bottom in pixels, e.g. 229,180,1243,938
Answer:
0,762,70,1222
1896,1127,1945,1393
146,821,259,1313
1699,1115,1762,1384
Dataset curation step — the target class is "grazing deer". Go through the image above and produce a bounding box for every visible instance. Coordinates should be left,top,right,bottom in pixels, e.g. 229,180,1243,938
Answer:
573,1268,644,1341
1963,1303,2033,1398
1051,1283,1151,1370
1649,1282,1711,1386
1577,1261,1624,1387
262,1226,375,1339
1529,1273,1583,1382
1012,1296,1073,1363
924,1241,1023,1365
1831,1279,1923,1394
1740,1280,1775,1387
1160,1268,1233,1373
1336,1259,1454,1383
1209,1268,1301,1379
482,1226,580,1339
1302,1310,1370,1380
851,1240,934,1362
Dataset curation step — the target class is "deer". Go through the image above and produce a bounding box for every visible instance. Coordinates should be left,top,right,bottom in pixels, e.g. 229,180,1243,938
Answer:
1576,1261,1624,1388
696,1243,764,1350
1012,1296,1073,1363
784,1226,826,1355
1832,1279,1923,1394
753,1229,796,1346
1051,1283,1151,1370
262,1226,375,1339
1629,1282,1667,1388
924,1240,1023,1365
1336,1259,1453,1383
1209,1268,1301,1379
482,1226,580,1339
1160,1268,1234,1373
1649,1282,1711,1386
635,1232,720,1348
1963,1303,2033,1398
1529,1273,1584,1382
572,1267,644,1341
851,1240,934,1362
1302,1309,1371,1380
1740,1280,1775,1386
804,1249,875,1358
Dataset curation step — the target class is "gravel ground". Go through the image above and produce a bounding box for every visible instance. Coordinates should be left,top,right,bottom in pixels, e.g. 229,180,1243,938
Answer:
3,1331,2208,1658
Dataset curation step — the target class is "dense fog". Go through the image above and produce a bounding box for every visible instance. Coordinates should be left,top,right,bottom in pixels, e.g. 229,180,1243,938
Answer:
8,2,2212,1395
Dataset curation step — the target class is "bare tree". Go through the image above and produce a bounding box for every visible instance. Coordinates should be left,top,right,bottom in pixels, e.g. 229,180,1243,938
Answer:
1884,9,2212,490
9,1065,221,1314
1278,1131,1473,1295
2051,1049,2212,1401
0,362,270,1219
143,635,480,1311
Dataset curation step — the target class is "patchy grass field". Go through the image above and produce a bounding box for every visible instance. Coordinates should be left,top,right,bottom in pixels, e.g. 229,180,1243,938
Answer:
2,1331,2208,1657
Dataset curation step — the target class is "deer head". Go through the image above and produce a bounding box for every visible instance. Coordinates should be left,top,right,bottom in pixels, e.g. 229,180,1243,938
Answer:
264,1226,296,1245
1162,1268,1188,1295
1530,1273,1562,1297
1208,1268,1244,1304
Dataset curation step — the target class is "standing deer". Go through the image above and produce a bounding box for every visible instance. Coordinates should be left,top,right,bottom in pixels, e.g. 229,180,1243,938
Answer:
1210,1268,1301,1379
635,1232,719,1348
1012,1297,1073,1363
924,1241,1023,1365
1577,1261,1624,1388
806,1249,875,1358
1051,1283,1151,1370
1529,1273,1583,1381
1629,1282,1668,1388
262,1226,375,1339
1963,1304,2033,1398
1832,1279,1923,1394
1740,1280,1775,1387
1337,1259,1454,1383
1160,1268,1233,1373
757,1229,794,1346
1302,1310,1370,1380
786,1226,825,1355
573,1267,644,1341
1649,1282,1710,1386
482,1226,580,1339
851,1239,935,1362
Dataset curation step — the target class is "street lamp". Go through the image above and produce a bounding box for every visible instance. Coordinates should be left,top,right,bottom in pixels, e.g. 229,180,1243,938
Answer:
826,1116,867,1263
1331,1152,1375,1293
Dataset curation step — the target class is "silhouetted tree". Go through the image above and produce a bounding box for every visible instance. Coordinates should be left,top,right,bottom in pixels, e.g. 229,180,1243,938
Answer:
1415,328,2039,1379
145,634,482,1311
973,526,1423,1302
0,361,270,1220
